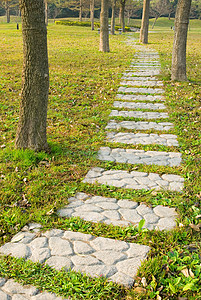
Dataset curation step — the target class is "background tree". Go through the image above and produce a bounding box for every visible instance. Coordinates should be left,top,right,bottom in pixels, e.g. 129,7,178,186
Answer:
15,0,49,151
119,0,126,31
99,0,109,52
125,0,143,25
171,0,192,80
111,0,116,34
139,0,150,43
90,0,95,29
0,0,18,23
150,0,174,28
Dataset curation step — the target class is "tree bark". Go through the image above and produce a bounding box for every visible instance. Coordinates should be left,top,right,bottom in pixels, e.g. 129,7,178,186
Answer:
79,0,83,22
120,0,126,32
90,0,95,30
45,0,48,26
111,0,116,35
99,0,109,52
139,0,150,43
15,0,49,151
171,0,192,81
6,1,10,23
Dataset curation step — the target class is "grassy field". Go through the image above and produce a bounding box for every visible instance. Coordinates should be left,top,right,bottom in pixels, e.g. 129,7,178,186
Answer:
0,18,200,299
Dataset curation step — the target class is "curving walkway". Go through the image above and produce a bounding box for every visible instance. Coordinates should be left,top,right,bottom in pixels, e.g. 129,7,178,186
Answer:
0,43,184,296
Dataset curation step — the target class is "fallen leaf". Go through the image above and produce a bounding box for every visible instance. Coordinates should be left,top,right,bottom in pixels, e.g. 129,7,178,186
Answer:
195,215,201,219
189,268,195,278
189,223,201,231
181,268,189,277
134,287,146,294
141,277,147,287
156,295,162,300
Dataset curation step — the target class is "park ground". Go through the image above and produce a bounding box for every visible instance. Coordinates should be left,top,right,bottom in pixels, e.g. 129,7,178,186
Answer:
0,17,200,299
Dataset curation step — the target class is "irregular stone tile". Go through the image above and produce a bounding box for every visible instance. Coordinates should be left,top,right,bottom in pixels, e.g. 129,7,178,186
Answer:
45,256,73,271
31,292,63,300
136,204,153,215
0,290,9,300
71,255,102,266
94,250,127,265
95,202,120,210
118,199,138,209
30,248,51,263
156,218,177,231
11,232,36,244
116,257,143,277
91,237,129,252
72,211,106,223
29,237,48,249
118,87,164,94
119,209,142,223
120,80,163,87
74,204,103,213
109,272,134,287
43,229,64,238
49,237,74,256
153,205,177,217
116,93,165,102
0,278,6,287
57,208,74,218
102,210,121,220
0,243,30,259
106,120,172,131
144,213,160,224
126,244,150,258
110,110,169,119
63,231,94,242
73,241,95,255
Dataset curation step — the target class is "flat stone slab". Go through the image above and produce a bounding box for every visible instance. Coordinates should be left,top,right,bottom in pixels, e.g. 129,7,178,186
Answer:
0,278,65,300
116,94,165,102
107,132,179,147
106,120,173,131
120,80,163,87
118,87,164,94
110,110,169,119
0,231,150,288
83,167,184,192
122,75,158,81
113,101,166,110
57,192,178,230
125,71,160,76
98,147,182,167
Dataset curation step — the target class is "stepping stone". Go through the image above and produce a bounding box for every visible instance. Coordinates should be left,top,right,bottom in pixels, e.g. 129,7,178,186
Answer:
57,192,178,230
125,71,160,76
110,110,169,119
121,75,158,80
83,167,184,192
98,147,182,166
130,62,160,66
113,101,166,110
0,230,150,288
120,80,163,87
130,65,160,69
0,278,65,300
107,132,179,147
106,120,173,131
116,94,165,102
118,87,164,94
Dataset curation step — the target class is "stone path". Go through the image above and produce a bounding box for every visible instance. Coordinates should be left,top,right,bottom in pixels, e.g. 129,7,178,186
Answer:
0,278,65,300
0,43,184,295
98,147,182,166
83,168,184,192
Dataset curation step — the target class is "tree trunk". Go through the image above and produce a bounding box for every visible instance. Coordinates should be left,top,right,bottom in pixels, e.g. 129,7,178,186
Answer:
90,0,94,30
111,0,116,35
45,0,48,26
15,0,49,151
99,0,109,52
171,0,192,81
152,15,159,29
139,0,150,43
120,0,126,32
79,0,83,22
6,1,10,23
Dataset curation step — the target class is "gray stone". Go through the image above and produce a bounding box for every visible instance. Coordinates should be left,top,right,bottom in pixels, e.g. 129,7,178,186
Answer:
43,229,64,238
126,243,150,258
63,231,94,242
116,257,144,277
74,204,102,213
156,218,177,231
0,291,9,300
57,208,74,217
113,101,166,110
30,248,51,263
49,237,74,256
117,199,138,209
0,243,30,259
31,292,61,300
109,272,134,287
11,232,36,244
102,210,121,220
95,202,119,210
72,211,106,223
144,213,159,224
91,237,129,252
109,110,169,119
73,241,95,255
29,237,48,249
45,256,73,271
12,295,27,300
71,255,102,266
136,204,153,216
94,250,127,265
153,205,177,217
0,278,6,287
119,209,142,223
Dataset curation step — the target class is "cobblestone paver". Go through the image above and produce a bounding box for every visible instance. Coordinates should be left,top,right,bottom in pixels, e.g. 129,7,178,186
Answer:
83,167,184,192
106,120,173,131
125,70,161,76
121,75,158,80
120,80,163,87
118,87,164,94
0,278,65,300
98,147,182,166
113,101,166,110
107,132,179,146
0,231,150,288
116,94,165,102
110,110,169,119
57,192,178,230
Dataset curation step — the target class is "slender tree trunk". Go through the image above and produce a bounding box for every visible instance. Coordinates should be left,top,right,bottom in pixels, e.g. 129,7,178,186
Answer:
152,15,159,28
90,0,94,30
15,0,49,151
45,0,48,26
119,9,121,24
6,1,10,23
171,0,192,81
79,0,83,22
99,0,109,52
120,0,126,32
139,0,150,43
111,0,116,35
127,11,130,25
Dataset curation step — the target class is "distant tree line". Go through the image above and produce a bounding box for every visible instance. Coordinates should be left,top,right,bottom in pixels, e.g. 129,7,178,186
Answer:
0,0,200,22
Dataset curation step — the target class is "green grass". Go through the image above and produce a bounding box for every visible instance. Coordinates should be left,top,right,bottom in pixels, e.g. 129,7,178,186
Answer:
0,18,200,299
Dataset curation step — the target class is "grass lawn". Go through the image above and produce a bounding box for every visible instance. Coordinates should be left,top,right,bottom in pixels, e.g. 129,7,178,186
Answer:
0,17,200,299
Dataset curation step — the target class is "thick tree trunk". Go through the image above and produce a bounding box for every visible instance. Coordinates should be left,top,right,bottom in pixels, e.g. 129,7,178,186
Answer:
90,0,94,30
139,0,150,43
79,0,83,22
171,0,192,81
15,0,49,151
45,0,48,26
99,0,109,52
6,1,10,23
120,0,126,32
111,0,116,35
